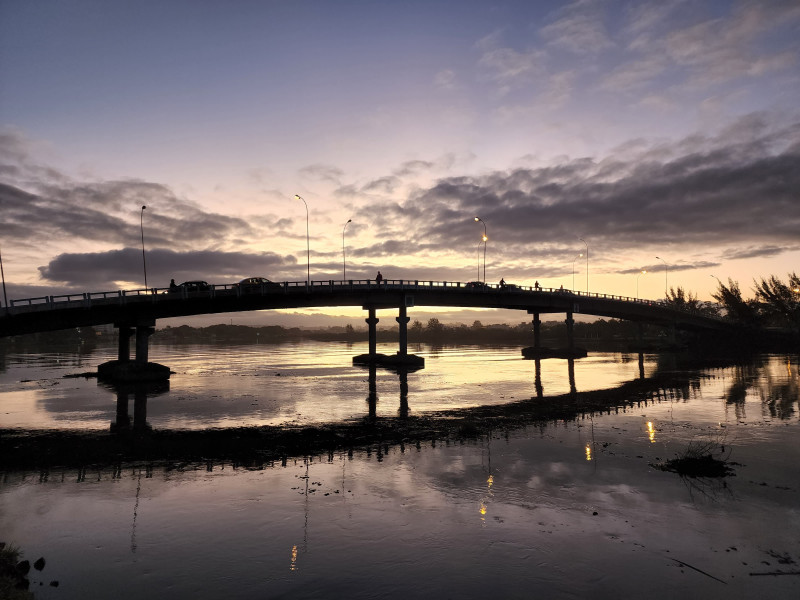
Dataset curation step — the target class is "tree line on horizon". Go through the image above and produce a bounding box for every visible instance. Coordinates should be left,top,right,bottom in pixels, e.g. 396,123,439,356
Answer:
664,272,799,331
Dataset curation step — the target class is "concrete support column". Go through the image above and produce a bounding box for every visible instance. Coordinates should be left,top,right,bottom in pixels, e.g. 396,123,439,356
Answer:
396,304,410,356
366,307,379,356
532,313,541,349
135,326,155,364
565,311,575,353
118,326,134,362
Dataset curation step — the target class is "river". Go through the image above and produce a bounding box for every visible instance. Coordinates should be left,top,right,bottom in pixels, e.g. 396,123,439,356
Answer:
1,341,799,599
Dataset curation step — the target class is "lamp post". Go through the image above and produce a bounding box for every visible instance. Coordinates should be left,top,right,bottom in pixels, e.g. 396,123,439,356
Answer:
294,195,310,285
140,205,148,291
474,217,487,283
572,253,583,291
656,256,668,298
579,238,589,293
0,244,8,312
636,270,647,299
342,218,352,280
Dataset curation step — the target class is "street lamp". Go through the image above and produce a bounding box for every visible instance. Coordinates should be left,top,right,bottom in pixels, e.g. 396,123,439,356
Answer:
636,270,647,299
579,238,589,293
572,253,583,291
294,195,310,285
474,217,487,283
140,205,148,290
342,218,352,280
0,244,8,312
655,256,668,298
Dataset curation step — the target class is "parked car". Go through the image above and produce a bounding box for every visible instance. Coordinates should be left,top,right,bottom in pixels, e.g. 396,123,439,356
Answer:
235,277,281,292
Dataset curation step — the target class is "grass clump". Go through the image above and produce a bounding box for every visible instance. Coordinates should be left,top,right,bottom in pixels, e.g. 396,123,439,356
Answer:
654,437,736,478
0,543,35,600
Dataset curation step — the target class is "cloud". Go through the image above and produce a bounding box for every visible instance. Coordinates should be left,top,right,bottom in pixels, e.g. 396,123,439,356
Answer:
539,1,615,54
297,164,344,184
4,114,799,293
618,260,720,276
609,0,800,94
476,33,547,94
0,133,263,254
723,245,793,261
37,248,294,289
398,115,800,259
433,69,457,90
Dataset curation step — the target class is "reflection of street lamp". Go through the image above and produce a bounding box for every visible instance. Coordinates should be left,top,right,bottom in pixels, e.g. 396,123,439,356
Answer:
579,238,589,293
294,195,310,285
0,244,8,312
342,219,352,280
572,253,583,291
655,256,668,298
474,217,487,283
636,270,647,299
140,205,148,290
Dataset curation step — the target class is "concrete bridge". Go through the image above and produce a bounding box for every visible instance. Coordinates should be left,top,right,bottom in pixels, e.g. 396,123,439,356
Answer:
0,279,733,375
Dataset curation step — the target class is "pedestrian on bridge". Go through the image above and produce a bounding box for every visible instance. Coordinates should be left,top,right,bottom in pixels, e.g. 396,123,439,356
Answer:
376,271,383,284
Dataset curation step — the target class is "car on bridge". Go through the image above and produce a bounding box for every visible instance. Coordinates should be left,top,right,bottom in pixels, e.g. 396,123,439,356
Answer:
465,281,489,290
234,277,282,292
173,280,211,293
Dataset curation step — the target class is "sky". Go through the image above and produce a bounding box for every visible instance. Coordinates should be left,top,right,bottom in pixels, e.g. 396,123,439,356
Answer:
1,0,799,327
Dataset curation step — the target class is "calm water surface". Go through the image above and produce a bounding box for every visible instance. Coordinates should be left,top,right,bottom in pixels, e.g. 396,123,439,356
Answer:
1,341,799,599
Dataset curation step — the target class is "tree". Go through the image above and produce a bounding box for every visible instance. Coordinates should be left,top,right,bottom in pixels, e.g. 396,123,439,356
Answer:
665,286,718,316
753,272,800,329
426,317,445,335
711,278,761,325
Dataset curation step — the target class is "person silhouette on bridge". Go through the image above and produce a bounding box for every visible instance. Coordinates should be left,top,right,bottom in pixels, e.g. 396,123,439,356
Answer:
534,280,540,290
499,278,506,288
376,271,383,284
169,279,178,291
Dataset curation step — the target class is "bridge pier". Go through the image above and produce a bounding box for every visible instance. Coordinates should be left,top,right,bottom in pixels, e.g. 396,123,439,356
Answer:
353,300,424,369
522,310,586,359
366,308,379,356
118,326,134,361
566,311,575,353
396,304,410,356
99,320,170,382
135,325,155,364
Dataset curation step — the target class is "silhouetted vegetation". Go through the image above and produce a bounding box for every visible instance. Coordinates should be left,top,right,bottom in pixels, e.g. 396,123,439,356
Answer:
713,272,800,331
664,286,718,316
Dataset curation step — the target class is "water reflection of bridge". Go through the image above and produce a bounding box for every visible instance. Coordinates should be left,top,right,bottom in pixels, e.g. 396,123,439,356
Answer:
1,353,742,473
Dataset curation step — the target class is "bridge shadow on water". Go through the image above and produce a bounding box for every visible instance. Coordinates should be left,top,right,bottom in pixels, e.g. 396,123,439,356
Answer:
0,352,784,474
